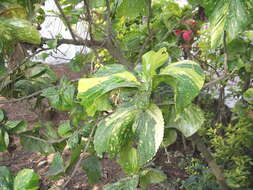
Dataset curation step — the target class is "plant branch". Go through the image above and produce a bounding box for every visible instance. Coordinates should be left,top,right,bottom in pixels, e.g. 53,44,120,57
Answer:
61,122,98,189
53,0,77,41
21,134,66,144
190,134,229,190
223,31,228,74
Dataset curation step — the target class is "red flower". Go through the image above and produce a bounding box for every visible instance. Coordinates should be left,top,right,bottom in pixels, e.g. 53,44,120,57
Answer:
175,30,183,35
182,19,197,25
182,30,192,41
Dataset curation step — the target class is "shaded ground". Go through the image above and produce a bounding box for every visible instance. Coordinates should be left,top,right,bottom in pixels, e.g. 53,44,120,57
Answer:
0,64,187,190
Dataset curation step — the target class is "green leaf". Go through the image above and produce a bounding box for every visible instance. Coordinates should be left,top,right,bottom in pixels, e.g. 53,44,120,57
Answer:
85,94,112,116
14,169,40,190
90,0,105,8
0,109,4,122
0,166,13,190
78,65,139,115
20,134,55,154
243,88,253,104
117,0,148,18
94,105,140,156
134,103,164,165
103,176,139,190
58,120,73,138
117,145,139,174
162,128,177,147
0,129,9,152
210,0,250,48
67,131,80,149
82,156,102,185
46,39,57,49
69,52,94,72
47,152,65,176
167,104,204,137
142,48,168,79
5,120,28,134
156,60,205,113
65,144,83,173
139,168,167,189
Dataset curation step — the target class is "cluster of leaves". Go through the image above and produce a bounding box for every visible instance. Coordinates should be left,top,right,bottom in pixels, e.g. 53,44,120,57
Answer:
0,166,40,190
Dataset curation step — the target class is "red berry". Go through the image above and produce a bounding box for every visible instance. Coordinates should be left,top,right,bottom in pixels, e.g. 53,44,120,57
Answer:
182,30,192,41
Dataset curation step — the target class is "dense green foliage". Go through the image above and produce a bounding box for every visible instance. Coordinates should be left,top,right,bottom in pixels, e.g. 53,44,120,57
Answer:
0,0,253,189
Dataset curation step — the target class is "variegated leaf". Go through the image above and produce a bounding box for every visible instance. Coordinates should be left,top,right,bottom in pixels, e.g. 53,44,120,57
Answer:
167,104,204,137
78,65,140,115
134,103,164,165
94,105,140,156
156,60,205,113
142,48,169,79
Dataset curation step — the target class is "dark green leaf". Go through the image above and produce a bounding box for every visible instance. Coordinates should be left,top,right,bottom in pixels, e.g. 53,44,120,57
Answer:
5,120,28,134
47,152,65,176
20,134,55,154
0,166,13,190
58,120,73,138
0,129,9,152
162,128,177,147
139,168,167,189
0,109,4,122
13,169,40,190
82,156,102,185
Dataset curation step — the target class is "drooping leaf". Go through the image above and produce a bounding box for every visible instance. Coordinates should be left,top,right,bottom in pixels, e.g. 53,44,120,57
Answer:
142,48,168,79
13,169,40,190
47,152,65,177
94,105,140,156
134,103,164,165
167,104,204,137
243,88,253,104
156,60,205,113
210,0,251,48
117,0,148,18
65,144,83,173
117,145,139,174
78,65,139,115
139,168,167,189
5,120,28,134
82,156,102,185
0,166,13,190
103,176,139,190
0,129,9,152
162,128,177,147
20,133,55,153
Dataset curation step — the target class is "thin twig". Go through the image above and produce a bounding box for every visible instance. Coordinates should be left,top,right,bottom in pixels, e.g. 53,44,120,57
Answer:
21,134,66,144
147,0,152,37
0,78,80,104
223,31,228,74
53,0,77,41
204,69,236,88
61,122,98,189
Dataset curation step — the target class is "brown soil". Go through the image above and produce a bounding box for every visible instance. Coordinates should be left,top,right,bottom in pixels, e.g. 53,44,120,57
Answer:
0,64,187,190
